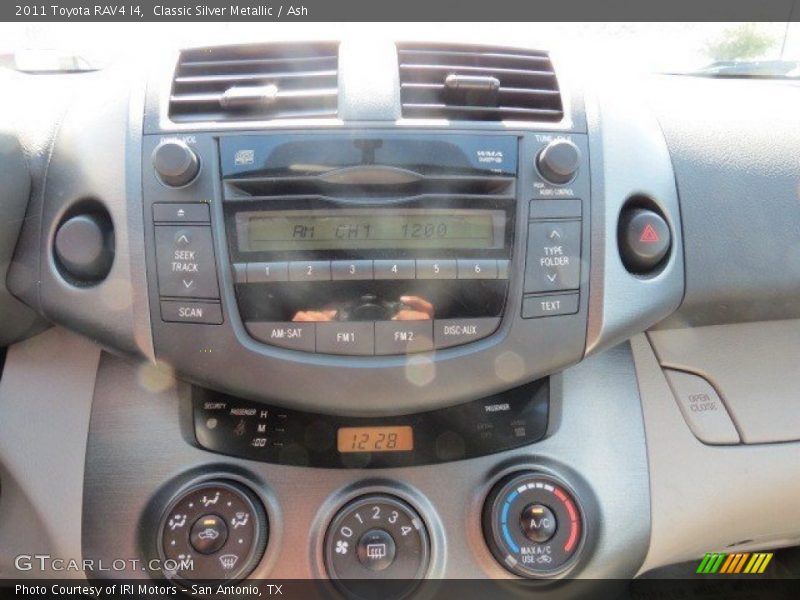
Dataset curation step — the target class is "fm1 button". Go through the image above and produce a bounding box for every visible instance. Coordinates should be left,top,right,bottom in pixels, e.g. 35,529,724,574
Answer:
189,514,228,554
356,529,397,572
618,208,671,273
520,504,557,543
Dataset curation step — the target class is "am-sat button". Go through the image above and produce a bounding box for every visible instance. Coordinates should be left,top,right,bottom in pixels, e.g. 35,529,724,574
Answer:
245,322,315,352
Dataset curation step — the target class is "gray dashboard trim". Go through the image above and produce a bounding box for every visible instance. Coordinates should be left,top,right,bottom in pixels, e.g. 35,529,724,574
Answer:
11,63,155,361
81,341,650,581
0,121,41,346
584,79,685,356
0,327,100,577
646,76,800,327
649,320,800,444
632,333,800,574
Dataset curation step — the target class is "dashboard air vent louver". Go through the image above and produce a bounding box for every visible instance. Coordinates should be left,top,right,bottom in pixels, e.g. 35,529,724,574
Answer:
169,42,339,122
397,43,563,122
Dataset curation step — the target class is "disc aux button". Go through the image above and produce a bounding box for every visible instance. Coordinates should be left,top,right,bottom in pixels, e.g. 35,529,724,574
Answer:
434,318,500,349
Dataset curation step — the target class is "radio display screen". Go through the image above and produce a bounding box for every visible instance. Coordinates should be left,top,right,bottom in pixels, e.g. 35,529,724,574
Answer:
236,209,506,252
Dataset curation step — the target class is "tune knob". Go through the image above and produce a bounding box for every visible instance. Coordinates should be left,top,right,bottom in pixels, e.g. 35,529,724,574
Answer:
152,139,200,187
536,139,580,185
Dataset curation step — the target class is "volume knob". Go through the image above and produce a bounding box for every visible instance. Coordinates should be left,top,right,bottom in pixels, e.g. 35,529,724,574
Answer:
152,139,200,187
536,140,580,185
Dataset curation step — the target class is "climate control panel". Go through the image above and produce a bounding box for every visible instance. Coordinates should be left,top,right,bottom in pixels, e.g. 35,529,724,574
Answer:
483,472,584,577
324,494,430,598
158,480,268,583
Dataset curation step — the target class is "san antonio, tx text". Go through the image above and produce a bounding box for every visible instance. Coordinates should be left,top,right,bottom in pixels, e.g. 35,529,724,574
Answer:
16,583,278,596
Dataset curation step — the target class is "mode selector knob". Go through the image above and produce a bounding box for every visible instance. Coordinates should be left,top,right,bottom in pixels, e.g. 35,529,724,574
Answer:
536,139,580,185
153,139,200,187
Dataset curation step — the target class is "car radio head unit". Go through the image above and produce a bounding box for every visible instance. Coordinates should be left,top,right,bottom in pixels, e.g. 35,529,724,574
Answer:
221,133,518,356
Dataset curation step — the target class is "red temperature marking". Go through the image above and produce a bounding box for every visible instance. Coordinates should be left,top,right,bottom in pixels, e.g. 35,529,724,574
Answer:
565,519,580,552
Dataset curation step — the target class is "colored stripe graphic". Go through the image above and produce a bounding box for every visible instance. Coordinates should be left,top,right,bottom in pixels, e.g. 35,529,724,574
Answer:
757,553,773,573
696,553,712,573
697,552,773,574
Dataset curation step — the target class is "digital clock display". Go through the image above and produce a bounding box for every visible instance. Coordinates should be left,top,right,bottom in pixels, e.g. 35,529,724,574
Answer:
236,209,506,252
337,426,414,453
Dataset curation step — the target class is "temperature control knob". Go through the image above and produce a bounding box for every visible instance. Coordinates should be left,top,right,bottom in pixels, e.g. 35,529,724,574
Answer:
325,494,429,598
483,472,584,578
152,139,200,187
536,140,580,184
159,480,267,583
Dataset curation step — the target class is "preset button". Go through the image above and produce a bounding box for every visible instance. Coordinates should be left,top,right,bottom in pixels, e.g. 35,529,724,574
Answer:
374,260,415,280
457,259,498,280
332,260,374,281
247,261,289,283
416,259,457,280
289,261,332,282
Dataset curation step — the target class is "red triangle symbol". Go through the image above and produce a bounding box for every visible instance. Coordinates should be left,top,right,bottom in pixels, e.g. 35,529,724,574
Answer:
639,223,660,243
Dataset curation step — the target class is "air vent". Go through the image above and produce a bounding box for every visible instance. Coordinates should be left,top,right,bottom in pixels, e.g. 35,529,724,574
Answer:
397,43,563,122
169,43,339,123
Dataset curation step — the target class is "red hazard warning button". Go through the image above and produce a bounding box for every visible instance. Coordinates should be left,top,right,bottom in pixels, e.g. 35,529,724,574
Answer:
619,208,671,273
639,223,660,243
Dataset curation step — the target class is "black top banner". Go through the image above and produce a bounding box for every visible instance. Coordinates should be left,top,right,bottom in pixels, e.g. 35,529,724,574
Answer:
2,0,800,22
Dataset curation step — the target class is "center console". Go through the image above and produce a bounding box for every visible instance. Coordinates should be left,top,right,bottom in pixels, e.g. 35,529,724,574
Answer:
5,40,683,592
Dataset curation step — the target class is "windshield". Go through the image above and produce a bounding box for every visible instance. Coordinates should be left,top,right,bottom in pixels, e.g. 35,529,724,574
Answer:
1,22,799,76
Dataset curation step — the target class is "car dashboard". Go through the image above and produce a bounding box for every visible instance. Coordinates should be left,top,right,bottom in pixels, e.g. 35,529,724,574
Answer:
0,37,798,596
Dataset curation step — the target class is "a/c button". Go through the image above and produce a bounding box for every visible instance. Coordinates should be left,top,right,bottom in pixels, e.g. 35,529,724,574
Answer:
434,318,500,349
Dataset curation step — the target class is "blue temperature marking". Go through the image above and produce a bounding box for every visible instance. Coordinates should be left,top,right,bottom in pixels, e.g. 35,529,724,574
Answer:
501,491,520,553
